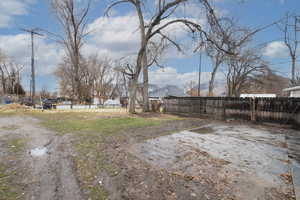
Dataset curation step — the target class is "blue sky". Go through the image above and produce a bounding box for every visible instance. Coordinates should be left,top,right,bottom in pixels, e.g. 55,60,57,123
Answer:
0,0,299,93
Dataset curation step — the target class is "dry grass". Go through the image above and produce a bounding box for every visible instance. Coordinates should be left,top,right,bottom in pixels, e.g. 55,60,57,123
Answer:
30,111,180,200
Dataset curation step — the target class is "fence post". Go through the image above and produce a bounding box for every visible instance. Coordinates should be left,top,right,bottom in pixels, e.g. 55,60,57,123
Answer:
222,98,227,120
250,97,257,122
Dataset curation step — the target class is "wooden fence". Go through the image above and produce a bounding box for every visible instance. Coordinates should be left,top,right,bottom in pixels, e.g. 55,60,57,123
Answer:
163,96,300,126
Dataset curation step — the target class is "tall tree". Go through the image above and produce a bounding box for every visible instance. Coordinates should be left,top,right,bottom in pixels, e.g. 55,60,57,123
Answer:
84,55,116,100
200,2,277,96
55,55,121,102
280,14,300,85
241,68,289,96
107,0,231,113
204,19,232,96
51,0,91,101
40,86,51,99
0,51,7,94
226,49,267,97
0,53,24,96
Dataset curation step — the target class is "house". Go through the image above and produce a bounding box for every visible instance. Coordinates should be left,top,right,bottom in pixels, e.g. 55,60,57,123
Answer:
283,86,300,97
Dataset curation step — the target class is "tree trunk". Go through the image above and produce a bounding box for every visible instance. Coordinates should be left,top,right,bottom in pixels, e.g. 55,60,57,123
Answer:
0,72,6,94
142,54,150,112
227,80,234,97
128,78,138,113
134,1,150,112
208,58,219,96
291,56,296,84
73,49,81,102
128,45,146,114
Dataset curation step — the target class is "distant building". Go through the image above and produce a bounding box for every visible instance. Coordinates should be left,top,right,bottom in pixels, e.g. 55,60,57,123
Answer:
104,99,121,107
240,94,277,98
93,97,100,105
283,86,300,97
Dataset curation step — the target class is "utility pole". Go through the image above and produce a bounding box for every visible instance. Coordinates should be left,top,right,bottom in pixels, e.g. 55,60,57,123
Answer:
198,51,202,97
21,28,43,107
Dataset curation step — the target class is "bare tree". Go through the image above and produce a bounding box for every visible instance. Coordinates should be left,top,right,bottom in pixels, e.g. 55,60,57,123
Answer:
55,56,94,101
85,55,116,101
40,86,51,99
204,20,229,96
204,19,242,96
0,54,24,96
106,0,233,113
279,14,300,85
51,0,91,101
184,80,198,96
241,68,289,96
294,68,300,86
201,2,279,96
56,55,121,103
55,57,75,98
0,51,7,94
226,49,267,97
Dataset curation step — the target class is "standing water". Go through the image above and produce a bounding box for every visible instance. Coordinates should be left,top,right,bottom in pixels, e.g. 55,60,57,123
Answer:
30,147,47,157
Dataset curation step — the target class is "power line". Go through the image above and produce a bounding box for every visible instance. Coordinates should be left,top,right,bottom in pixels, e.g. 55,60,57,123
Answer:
20,28,43,107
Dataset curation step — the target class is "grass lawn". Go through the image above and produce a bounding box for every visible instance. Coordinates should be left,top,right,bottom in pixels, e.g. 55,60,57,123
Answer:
40,114,161,135
0,109,199,200
29,111,178,199
0,164,20,200
0,137,26,200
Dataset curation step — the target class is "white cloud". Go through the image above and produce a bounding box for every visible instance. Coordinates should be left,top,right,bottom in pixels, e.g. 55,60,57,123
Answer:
0,12,195,77
149,67,225,89
262,41,288,58
86,13,204,59
0,11,208,92
0,33,63,76
86,14,141,57
0,0,35,28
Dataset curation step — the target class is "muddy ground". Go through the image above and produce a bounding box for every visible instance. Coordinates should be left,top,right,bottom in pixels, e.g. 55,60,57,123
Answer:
0,116,83,200
0,114,299,200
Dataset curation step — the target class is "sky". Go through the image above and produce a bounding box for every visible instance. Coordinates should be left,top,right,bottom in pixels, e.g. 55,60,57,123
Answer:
0,0,299,93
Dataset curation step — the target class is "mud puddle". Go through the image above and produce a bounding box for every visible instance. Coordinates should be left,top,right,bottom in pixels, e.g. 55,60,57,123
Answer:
30,147,48,157
130,123,295,200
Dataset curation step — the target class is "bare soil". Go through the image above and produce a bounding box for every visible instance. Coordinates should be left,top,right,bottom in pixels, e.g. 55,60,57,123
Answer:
0,116,83,200
0,114,298,200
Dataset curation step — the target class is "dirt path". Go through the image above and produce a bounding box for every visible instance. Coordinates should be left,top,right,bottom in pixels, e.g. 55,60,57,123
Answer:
0,116,83,200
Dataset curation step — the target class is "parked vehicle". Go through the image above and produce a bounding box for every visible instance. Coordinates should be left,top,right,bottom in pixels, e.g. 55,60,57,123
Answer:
42,99,57,109
20,97,34,106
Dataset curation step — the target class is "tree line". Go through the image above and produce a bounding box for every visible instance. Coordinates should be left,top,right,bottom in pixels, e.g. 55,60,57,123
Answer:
0,52,25,96
0,0,299,113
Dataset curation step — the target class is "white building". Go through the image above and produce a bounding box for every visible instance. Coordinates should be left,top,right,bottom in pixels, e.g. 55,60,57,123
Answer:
283,86,300,97
240,94,277,98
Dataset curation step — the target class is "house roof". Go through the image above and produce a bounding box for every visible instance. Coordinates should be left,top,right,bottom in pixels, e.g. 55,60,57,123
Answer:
283,85,300,92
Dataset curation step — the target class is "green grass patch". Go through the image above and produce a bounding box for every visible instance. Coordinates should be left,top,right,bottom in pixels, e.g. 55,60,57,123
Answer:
70,117,160,199
0,165,19,200
32,112,165,200
6,138,27,153
40,114,161,136
0,163,24,200
74,154,110,200
1,125,20,131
